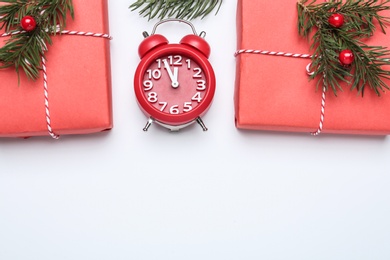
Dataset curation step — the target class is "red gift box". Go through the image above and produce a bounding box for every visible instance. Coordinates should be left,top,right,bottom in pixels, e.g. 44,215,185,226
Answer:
235,0,390,135
0,0,112,138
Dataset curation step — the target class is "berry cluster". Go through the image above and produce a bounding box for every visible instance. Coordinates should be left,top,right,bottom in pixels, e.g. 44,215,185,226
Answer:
328,13,354,66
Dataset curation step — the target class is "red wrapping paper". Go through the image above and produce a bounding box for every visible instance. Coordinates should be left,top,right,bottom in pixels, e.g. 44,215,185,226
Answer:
235,0,390,135
0,0,112,138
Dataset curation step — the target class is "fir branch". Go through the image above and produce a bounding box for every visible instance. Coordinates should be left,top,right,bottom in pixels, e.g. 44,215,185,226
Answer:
0,0,73,81
0,29,48,79
40,0,74,33
297,0,390,96
129,0,223,20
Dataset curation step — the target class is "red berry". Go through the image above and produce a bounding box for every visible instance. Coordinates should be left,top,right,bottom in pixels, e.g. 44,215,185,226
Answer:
328,13,344,28
21,16,37,32
339,50,354,65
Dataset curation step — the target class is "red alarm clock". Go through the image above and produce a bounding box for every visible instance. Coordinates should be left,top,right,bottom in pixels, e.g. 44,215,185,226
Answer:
134,19,216,132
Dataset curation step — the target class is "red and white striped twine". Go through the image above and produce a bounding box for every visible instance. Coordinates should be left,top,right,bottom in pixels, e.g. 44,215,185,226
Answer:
1,28,112,139
312,85,327,136
235,49,326,135
234,49,312,59
41,55,59,139
60,30,112,39
0,30,24,37
1,29,112,39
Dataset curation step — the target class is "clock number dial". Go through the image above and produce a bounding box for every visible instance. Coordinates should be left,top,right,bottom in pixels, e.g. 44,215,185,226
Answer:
169,55,182,66
183,102,193,112
147,69,162,80
148,92,158,103
170,105,180,115
143,54,207,115
196,80,206,91
159,102,168,111
193,68,202,78
191,92,202,103
143,80,153,91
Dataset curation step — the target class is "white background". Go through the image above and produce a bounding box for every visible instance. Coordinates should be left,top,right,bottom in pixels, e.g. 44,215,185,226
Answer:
1,1,390,259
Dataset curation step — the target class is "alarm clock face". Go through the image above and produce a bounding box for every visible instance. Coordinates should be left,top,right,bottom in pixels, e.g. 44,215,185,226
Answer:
142,54,206,115
135,44,215,127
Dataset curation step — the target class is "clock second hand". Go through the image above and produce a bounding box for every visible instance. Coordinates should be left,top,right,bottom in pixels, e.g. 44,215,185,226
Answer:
163,59,179,88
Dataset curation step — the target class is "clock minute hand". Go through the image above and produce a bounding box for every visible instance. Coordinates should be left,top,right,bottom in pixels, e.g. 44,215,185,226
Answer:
173,67,179,87
163,59,179,88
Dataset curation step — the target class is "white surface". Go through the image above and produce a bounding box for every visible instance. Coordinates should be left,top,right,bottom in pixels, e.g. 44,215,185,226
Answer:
1,1,390,259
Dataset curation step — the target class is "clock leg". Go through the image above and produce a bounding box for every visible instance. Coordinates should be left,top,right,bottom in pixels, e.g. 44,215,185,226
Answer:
143,117,154,131
196,117,208,131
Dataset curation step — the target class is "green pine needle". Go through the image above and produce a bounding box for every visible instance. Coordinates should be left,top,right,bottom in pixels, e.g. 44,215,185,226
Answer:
297,0,390,96
129,0,223,20
0,0,74,81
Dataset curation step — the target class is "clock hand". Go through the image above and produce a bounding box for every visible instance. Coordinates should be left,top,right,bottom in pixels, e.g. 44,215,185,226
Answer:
163,59,179,88
173,67,179,87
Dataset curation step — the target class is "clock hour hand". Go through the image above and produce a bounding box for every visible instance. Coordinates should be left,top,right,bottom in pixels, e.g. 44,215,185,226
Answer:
163,59,179,88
